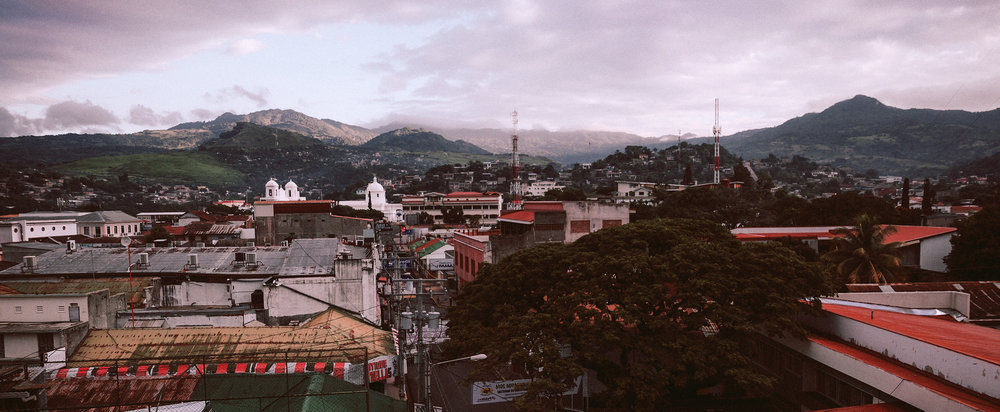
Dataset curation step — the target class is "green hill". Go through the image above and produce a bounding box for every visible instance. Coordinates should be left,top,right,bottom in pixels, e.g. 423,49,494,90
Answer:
724,95,1000,176
361,127,491,154
53,151,246,187
199,122,326,153
0,129,213,168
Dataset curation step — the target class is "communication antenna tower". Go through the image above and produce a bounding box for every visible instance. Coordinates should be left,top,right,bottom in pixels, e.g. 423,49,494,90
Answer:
712,98,721,184
510,110,522,209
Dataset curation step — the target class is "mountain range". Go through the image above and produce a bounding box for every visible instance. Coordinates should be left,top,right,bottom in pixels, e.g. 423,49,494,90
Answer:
2,96,999,176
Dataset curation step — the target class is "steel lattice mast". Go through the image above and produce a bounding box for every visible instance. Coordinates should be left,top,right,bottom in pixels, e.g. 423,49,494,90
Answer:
712,98,721,184
510,110,522,209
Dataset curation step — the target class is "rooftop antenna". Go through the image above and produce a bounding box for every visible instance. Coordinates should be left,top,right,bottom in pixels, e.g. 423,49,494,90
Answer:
712,98,721,184
510,110,522,210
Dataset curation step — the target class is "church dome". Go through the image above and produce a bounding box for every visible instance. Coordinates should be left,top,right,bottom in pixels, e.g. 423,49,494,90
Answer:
366,177,385,193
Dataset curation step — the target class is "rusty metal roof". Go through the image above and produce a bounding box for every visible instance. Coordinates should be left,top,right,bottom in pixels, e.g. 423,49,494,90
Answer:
45,375,201,411
0,277,154,295
69,322,394,367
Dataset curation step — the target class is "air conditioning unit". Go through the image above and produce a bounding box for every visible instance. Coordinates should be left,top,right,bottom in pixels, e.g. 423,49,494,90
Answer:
24,255,37,269
187,254,199,268
136,253,149,266
245,252,257,264
67,240,76,253
246,241,255,248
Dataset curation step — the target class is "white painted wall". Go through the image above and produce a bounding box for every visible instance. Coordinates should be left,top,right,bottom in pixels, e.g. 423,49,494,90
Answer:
0,295,90,323
919,234,952,272
162,282,232,306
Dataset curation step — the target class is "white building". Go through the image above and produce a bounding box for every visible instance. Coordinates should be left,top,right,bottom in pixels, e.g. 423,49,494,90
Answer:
401,191,504,226
338,177,404,222
613,181,657,204
525,181,565,197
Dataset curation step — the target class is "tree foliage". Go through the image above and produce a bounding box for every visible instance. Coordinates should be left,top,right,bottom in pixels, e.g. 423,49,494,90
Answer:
822,214,902,285
945,203,1000,280
444,218,829,409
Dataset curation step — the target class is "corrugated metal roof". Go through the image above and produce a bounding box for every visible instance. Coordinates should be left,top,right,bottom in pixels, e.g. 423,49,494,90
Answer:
45,375,201,411
69,323,394,367
77,210,142,223
0,239,344,276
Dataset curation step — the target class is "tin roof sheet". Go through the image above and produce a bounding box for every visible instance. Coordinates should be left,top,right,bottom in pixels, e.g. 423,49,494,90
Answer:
0,238,342,276
0,278,154,295
69,323,393,367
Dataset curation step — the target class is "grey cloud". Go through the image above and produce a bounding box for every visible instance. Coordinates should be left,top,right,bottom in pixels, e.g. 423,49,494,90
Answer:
44,101,119,129
128,104,184,127
0,107,44,137
205,86,269,108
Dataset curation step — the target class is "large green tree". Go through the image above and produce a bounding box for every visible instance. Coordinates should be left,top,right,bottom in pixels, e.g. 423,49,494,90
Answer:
444,218,828,410
945,204,1000,280
822,214,902,285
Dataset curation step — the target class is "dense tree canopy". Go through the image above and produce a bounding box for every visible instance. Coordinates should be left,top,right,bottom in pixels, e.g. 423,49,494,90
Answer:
444,219,829,410
945,203,1000,280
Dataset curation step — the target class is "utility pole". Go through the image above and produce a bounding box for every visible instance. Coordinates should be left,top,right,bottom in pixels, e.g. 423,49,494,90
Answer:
390,277,446,410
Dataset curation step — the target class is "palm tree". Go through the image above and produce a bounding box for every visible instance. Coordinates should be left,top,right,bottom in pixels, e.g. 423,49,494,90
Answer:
823,214,902,284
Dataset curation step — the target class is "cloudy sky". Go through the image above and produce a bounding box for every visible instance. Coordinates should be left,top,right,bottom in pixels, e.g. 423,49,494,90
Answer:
2,1,999,138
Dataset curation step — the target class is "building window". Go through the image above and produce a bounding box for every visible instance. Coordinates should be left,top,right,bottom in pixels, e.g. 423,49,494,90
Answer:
41,227,45,232
12,228,17,233
570,220,589,233
51,226,55,231
58,306,66,313
36,305,44,313
14,306,22,314
62,225,66,230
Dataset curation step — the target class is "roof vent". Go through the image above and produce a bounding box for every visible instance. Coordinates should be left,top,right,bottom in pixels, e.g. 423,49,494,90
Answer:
23,255,37,271
186,254,199,269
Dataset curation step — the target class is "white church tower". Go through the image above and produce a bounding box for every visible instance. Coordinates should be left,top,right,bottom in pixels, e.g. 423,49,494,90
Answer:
263,178,302,201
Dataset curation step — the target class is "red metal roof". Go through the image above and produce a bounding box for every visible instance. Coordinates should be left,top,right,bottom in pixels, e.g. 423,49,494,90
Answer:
498,210,534,224
809,335,1000,411
822,302,1000,365
732,232,833,241
881,225,956,244
524,201,565,211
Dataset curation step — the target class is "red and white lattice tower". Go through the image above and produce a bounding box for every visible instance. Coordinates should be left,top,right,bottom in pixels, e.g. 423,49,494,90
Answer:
712,98,721,184
510,110,523,209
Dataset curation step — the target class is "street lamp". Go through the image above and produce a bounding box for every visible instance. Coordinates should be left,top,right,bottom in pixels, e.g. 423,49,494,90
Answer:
428,354,487,411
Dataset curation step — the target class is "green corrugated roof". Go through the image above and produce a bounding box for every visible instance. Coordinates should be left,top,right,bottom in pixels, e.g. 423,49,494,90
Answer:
201,374,406,412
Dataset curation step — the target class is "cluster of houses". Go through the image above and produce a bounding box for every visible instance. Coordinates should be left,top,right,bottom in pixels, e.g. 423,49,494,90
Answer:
0,175,997,410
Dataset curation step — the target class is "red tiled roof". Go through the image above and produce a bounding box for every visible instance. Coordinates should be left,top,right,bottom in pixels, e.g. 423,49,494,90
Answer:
498,210,534,224
810,335,1000,411
822,303,1000,365
160,226,186,236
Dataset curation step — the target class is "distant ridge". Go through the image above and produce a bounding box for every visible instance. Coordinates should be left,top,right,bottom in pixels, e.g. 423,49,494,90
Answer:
362,127,491,154
722,95,1000,176
172,109,375,145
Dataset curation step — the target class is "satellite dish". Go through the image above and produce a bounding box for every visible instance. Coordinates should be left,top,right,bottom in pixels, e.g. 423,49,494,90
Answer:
121,237,132,247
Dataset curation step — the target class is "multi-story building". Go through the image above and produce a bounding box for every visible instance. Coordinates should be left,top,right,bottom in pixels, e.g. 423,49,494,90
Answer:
401,191,504,226
525,181,565,197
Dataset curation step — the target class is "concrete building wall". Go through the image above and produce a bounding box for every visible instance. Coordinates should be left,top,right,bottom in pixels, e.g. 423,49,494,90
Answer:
162,282,232,307
919,234,952,272
263,264,378,324
834,291,970,318
563,201,629,243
